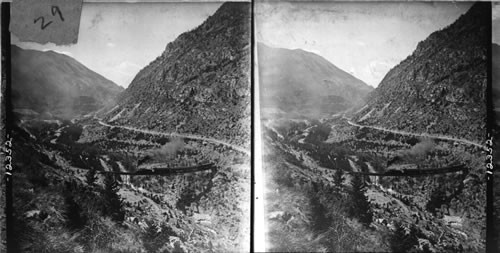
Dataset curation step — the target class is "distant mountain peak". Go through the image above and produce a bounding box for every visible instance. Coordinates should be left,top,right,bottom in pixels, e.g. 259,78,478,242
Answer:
11,45,123,119
257,42,373,118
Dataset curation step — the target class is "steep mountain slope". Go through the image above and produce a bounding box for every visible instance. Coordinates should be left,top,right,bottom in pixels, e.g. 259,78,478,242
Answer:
258,43,373,117
103,2,251,148
353,3,488,142
11,45,123,119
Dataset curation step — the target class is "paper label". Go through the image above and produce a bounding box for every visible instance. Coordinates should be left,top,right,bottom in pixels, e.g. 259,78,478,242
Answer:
10,0,82,45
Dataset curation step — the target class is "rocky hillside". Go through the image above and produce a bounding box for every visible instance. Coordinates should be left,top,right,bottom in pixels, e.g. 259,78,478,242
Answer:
258,43,373,117
10,119,250,253
11,45,123,119
352,3,488,142
102,2,251,148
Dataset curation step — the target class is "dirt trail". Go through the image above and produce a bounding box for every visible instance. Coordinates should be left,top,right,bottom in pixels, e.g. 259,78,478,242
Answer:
345,119,484,149
98,121,250,156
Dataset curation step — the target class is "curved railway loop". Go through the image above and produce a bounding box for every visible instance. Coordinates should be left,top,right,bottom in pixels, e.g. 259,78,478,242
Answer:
345,117,485,149
345,164,467,177
97,163,216,176
98,120,251,156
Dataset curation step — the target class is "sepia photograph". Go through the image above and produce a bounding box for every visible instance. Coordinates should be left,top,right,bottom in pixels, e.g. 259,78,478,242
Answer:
8,1,251,252
257,1,487,252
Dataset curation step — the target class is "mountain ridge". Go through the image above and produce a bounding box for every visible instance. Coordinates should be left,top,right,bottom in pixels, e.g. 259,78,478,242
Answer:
258,42,373,118
11,45,123,119
102,2,251,148
352,2,488,142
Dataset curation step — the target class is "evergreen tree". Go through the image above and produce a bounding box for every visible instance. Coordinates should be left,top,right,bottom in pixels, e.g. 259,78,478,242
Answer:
389,221,419,252
142,221,177,253
143,221,162,252
309,195,330,232
426,187,447,215
176,185,197,212
333,168,344,195
348,174,372,226
103,174,124,222
64,193,87,229
85,168,98,187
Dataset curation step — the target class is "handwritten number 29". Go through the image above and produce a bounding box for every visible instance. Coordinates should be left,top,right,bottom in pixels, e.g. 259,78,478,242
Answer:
34,6,64,30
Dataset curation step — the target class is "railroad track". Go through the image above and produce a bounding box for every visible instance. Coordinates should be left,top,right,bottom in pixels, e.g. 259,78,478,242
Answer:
98,120,250,156
343,164,467,177
95,163,215,176
344,117,485,149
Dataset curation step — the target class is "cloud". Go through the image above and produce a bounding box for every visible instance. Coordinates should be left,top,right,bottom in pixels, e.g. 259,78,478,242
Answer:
106,42,116,48
348,67,356,76
89,12,103,29
301,47,322,56
105,61,143,87
368,60,393,77
114,61,141,75
357,60,398,87
355,41,366,47
45,49,74,57
365,60,395,83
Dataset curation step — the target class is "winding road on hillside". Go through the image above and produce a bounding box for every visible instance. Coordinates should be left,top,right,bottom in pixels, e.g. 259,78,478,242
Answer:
98,121,251,156
345,118,485,149
98,163,215,175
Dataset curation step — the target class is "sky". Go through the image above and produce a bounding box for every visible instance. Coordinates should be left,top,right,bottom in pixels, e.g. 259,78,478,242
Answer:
12,2,222,88
256,2,472,88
